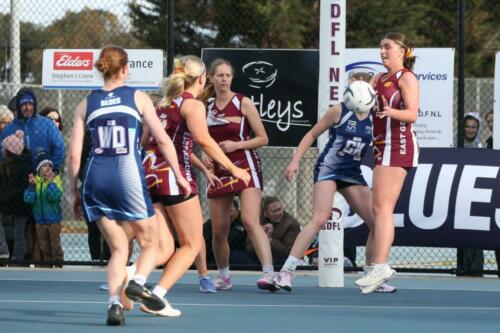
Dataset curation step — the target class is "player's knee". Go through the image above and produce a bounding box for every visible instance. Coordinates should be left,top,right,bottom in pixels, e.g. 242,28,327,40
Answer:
311,212,330,228
212,228,229,242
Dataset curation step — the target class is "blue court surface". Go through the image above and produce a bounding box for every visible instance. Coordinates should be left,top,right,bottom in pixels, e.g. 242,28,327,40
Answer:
0,268,499,333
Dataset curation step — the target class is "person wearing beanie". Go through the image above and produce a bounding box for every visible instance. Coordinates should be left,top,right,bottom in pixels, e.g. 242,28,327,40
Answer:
23,150,64,266
0,88,64,171
0,128,32,261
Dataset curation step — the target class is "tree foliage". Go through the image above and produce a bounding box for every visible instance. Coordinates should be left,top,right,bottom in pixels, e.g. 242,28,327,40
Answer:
1,8,143,83
129,0,499,77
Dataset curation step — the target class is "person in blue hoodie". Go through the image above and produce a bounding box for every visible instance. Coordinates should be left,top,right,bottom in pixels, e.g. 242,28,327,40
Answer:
0,88,64,171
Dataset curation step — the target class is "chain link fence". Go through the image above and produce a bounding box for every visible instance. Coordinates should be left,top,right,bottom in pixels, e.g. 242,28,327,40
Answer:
0,0,498,274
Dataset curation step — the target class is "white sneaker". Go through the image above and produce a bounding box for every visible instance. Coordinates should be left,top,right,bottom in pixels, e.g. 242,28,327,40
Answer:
257,272,280,292
274,270,293,292
121,265,136,311
99,283,109,291
140,297,182,317
213,275,232,290
355,264,396,288
376,282,397,293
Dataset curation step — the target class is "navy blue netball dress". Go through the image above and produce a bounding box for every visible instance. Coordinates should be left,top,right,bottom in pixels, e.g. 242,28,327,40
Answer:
314,103,372,187
81,86,154,222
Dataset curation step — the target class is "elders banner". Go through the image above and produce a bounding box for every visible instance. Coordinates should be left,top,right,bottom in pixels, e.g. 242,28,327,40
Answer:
342,147,500,250
42,49,163,90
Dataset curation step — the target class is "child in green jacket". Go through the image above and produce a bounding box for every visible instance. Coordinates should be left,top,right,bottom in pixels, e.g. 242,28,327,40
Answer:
24,150,64,265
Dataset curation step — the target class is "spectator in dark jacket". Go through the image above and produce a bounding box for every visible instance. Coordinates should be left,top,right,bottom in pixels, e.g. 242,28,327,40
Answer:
0,130,33,260
0,105,15,259
247,196,301,266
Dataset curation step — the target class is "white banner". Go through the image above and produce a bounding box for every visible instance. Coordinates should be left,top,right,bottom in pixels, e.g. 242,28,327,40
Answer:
345,48,455,148
42,49,164,90
317,0,346,149
494,52,500,149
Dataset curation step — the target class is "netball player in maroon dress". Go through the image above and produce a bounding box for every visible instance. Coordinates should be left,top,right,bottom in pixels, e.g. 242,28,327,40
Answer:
200,59,277,291
140,56,250,316
355,32,419,293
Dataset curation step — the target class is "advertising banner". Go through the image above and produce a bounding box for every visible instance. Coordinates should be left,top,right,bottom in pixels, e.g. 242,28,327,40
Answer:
342,147,500,250
42,49,163,90
202,49,318,147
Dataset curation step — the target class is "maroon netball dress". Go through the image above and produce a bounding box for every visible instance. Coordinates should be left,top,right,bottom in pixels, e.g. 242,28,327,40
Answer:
372,68,419,167
206,94,263,198
143,92,198,199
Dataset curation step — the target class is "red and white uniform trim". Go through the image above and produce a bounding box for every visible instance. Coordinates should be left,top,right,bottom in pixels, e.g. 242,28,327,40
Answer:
206,94,263,198
372,69,419,168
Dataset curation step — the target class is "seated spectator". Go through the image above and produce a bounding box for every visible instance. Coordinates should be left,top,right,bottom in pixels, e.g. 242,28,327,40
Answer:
0,129,32,261
247,196,300,266
24,150,64,267
203,199,257,266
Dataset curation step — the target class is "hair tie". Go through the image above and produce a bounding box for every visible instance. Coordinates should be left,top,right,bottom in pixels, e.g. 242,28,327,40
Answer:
173,66,185,74
405,48,414,58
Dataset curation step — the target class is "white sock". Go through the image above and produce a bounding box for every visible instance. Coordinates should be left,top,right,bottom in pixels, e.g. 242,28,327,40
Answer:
132,274,146,286
108,295,121,308
282,256,299,272
262,264,274,274
152,285,167,299
199,273,208,279
373,263,388,270
218,266,230,278
128,264,137,275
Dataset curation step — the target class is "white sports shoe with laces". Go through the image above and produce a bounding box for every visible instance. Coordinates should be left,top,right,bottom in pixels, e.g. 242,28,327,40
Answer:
356,264,396,294
213,275,233,290
274,270,294,292
140,297,182,317
361,265,397,293
256,272,280,292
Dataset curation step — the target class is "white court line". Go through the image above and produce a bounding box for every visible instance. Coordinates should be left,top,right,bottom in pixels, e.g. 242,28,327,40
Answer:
0,300,499,311
1,278,500,293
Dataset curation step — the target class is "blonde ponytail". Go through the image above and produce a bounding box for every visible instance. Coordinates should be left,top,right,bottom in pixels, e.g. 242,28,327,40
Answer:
161,56,206,106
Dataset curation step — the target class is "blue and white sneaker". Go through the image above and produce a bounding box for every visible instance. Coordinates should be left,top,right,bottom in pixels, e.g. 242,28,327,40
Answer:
199,276,217,293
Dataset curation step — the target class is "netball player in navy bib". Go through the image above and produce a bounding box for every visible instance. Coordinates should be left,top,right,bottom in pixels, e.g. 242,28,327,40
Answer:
68,45,190,326
274,74,379,292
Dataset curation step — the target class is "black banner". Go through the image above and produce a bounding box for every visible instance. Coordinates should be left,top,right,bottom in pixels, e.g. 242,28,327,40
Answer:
344,148,500,250
201,49,319,147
